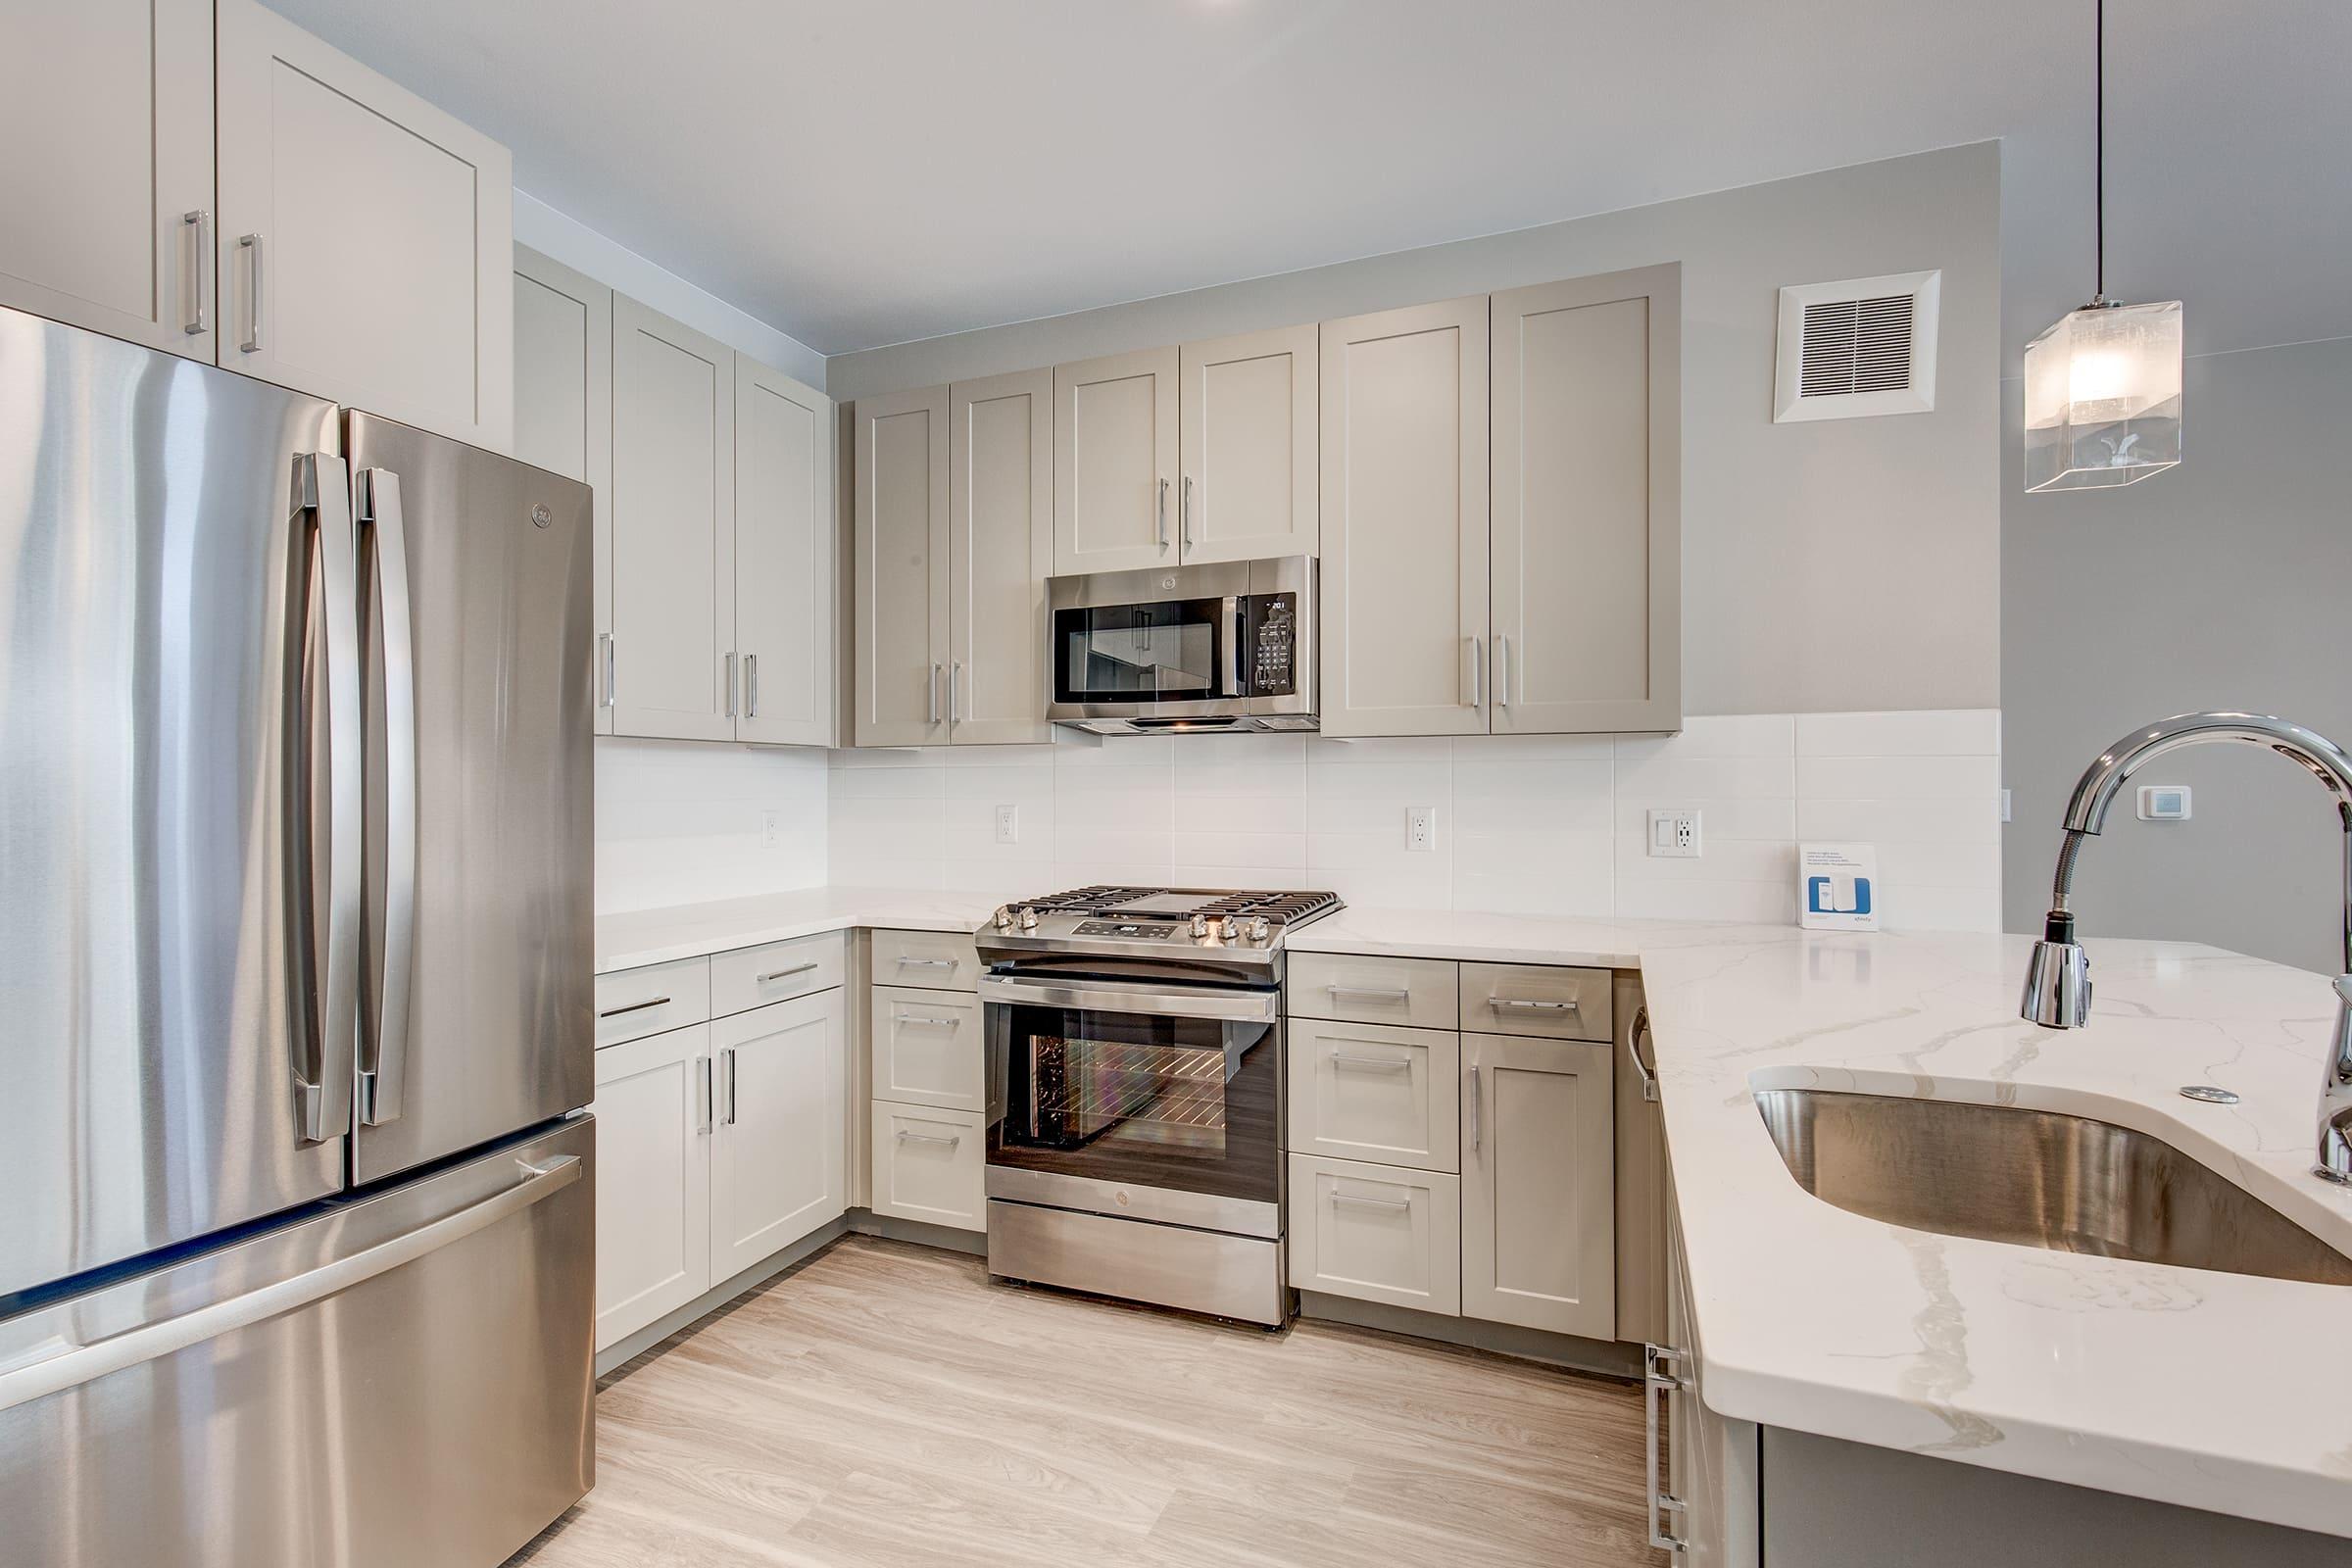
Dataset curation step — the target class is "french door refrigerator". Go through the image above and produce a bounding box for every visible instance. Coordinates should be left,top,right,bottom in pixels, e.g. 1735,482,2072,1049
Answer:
0,306,597,1567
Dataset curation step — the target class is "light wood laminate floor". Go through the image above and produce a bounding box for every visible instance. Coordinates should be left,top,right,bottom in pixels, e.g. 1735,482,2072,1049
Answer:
511,1237,1670,1568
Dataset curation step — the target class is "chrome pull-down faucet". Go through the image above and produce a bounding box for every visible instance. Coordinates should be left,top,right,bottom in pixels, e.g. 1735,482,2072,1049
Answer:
2019,711,2352,1186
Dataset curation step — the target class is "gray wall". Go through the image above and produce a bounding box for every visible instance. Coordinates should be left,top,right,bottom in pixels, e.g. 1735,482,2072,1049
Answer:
2001,336,2352,972
829,145,2002,718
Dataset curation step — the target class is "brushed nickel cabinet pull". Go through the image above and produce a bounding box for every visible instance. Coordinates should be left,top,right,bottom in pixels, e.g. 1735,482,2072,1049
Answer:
598,995,670,1019
755,962,818,984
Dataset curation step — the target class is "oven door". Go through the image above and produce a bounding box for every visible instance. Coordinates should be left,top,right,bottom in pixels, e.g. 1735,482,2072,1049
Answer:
982,975,1282,1237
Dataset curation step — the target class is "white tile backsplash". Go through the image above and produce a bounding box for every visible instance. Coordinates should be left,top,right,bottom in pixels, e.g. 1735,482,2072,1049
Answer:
813,709,2003,930
596,739,829,913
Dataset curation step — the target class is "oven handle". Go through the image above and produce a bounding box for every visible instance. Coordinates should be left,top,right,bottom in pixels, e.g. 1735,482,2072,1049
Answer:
978,972,1280,1023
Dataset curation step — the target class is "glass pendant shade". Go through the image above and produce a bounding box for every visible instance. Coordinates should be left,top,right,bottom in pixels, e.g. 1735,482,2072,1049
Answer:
2022,299,2183,491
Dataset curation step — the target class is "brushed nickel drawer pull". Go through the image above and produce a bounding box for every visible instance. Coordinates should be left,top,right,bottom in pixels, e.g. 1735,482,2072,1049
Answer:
1329,1190,1411,1210
898,1013,962,1030
756,962,819,983
598,995,670,1019
895,1129,960,1148
1330,1052,1411,1071
1326,983,1408,1004
1493,997,1578,1011
896,956,957,970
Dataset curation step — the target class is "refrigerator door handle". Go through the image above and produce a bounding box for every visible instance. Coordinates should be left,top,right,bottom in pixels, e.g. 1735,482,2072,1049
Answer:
355,466,417,1127
287,454,361,1145
0,1153,581,1416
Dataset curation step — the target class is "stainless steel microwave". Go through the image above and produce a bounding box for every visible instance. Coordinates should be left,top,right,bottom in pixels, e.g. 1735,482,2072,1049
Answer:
1047,556,1316,734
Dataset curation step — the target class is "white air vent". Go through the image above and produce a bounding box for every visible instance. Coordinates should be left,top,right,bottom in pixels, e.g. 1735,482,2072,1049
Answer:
1774,270,1939,422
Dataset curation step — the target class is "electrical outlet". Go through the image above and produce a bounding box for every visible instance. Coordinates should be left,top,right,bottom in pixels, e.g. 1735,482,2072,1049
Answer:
761,809,781,849
995,804,1020,844
1647,808,1701,858
1406,806,1437,853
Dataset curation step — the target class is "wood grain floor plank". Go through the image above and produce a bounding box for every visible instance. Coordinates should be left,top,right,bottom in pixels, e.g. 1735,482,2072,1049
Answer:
514,1236,1669,1568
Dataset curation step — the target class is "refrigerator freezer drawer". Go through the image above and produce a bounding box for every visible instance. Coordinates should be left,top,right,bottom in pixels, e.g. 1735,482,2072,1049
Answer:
0,1116,596,1568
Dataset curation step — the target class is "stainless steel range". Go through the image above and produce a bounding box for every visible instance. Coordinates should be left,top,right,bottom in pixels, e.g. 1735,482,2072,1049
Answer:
977,887,1343,1325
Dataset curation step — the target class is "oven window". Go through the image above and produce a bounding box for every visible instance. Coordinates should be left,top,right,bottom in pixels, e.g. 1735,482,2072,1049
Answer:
987,1003,1279,1203
1054,600,1225,705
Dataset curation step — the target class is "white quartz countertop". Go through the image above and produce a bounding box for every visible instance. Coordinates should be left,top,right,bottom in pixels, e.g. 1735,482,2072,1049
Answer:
595,886,997,973
596,891,2352,1532
1633,924,2352,1539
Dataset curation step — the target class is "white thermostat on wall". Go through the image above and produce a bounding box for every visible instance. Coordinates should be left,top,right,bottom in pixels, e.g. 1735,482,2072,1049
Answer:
2136,784,2191,821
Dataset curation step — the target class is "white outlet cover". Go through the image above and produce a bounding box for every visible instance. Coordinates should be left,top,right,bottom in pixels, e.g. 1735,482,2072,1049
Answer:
1406,806,1437,852
761,809,781,849
995,804,1020,844
1647,808,1702,858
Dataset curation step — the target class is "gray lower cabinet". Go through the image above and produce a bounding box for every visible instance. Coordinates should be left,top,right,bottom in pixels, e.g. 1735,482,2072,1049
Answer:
1288,1153,1460,1314
1461,1030,1615,1338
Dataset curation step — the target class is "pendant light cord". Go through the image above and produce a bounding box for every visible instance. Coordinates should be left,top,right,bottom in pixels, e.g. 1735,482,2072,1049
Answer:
2094,0,2106,301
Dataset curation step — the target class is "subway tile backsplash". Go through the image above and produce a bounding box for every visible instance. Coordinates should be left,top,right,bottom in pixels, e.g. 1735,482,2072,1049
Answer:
823,710,2004,930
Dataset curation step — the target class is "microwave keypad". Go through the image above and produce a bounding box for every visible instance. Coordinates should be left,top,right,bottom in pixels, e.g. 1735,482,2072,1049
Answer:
1253,601,1296,696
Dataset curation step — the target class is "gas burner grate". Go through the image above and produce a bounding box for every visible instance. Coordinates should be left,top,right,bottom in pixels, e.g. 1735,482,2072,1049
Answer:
1010,885,1343,927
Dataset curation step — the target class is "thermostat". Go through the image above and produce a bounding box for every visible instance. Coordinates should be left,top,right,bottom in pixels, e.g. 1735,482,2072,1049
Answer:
2136,785,2191,821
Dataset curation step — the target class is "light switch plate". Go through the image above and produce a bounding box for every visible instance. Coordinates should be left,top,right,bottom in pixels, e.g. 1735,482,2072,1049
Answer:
1648,808,1702,858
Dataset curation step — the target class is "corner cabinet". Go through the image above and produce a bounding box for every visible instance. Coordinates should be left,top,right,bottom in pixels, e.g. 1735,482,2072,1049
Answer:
853,378,1052,747
734,357,836,747
1490,266,1681,734
215,0,512,450
1319,296,1492,738
512,247,614,734
0,0,216,360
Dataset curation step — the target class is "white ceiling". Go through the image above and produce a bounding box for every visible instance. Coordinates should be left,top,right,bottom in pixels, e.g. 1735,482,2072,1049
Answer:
268,0,2350,362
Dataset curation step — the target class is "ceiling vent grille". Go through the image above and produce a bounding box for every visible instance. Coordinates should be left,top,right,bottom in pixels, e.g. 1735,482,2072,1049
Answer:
1774,270,1940,422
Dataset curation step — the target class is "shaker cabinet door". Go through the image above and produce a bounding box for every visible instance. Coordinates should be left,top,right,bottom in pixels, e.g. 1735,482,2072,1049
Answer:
1491,266,1681,735
0,0,215,360
1460,1031,1615,1338
950,368,1054,744
1053,347,1178,574
513,246,614,734
611,297,737,741
1178,324,1318,564
215,0,512,449
710,992,846,1281
854,385,952,746
590,1025,713,1352
1318,297,1491,737
735,355,835,747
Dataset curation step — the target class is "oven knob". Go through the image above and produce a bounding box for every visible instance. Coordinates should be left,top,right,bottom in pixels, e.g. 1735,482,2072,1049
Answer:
994,905,1014,931
1190,912,1208,939
1219,915,1240,941
1248,916,1270,944
1018,906,1039,931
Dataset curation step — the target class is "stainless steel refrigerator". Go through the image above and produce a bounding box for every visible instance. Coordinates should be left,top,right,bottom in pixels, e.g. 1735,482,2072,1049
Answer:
0,306,597,1567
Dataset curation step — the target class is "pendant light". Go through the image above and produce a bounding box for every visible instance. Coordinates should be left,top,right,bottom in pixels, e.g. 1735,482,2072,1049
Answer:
2023,0,2182,491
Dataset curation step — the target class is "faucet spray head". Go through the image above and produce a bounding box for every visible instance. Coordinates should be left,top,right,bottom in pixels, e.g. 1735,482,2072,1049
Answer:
2020,909,2092,1029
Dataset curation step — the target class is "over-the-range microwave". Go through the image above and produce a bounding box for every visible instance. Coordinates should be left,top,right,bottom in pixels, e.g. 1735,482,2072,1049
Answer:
1048,556,1316,735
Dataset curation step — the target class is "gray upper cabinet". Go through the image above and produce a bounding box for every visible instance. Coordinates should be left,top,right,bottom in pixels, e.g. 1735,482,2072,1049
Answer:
1491,266,1681,734
1178,323,1318,564
612,297,735,742
0,0,215,361
215,0,512,451
1053,347,1178,574
513,246,614,735
950,370,1054,744
1318,296,1492,738
734,356,835,747
854,385,952,746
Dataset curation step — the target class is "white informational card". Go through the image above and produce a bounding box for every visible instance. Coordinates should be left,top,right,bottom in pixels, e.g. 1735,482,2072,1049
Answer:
1798,843,1880,931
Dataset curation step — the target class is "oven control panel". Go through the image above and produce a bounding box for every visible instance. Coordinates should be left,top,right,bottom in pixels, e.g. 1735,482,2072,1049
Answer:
1072,919,1180,941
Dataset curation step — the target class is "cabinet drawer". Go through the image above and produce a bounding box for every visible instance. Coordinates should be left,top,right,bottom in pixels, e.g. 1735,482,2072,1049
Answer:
870,1102,985,1231
871,986,986,1111
1460,962,1613,1042
710,932,845,1018
595,957,711,1049
1288,952,1459,1029
1288,1153,1461,1315
872,928,982,992
1289,1019,1460,1173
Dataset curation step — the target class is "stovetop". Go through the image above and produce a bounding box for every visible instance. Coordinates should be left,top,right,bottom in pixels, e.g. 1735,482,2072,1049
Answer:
976,885,1343,966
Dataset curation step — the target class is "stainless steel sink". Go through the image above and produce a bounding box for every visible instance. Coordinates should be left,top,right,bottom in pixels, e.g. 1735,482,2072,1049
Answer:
1754,1088,2352,1286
